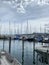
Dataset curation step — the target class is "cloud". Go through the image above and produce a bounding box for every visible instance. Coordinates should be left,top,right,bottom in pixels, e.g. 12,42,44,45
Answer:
0,0,49,22
37,0,49,5
0,0,49,34
17,6,26,14
1,0,49,14
16,1,26,13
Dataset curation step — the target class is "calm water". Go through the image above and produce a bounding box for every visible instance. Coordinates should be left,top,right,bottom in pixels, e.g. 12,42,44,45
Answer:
0,40,43,65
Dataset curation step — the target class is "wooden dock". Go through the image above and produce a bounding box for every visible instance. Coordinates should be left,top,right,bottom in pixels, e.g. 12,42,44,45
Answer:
0,51,21,65
35,46,49,64
35,46,49,53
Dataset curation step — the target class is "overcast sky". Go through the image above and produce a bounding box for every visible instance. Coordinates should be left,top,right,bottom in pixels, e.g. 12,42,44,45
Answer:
0,0,49,34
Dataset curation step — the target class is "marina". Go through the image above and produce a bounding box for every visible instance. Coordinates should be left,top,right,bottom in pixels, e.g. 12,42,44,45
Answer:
0,33,49,65
0,0,49,65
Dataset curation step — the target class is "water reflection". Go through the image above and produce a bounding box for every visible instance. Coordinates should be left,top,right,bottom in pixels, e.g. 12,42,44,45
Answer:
22,40,24,65
0,40,42,65
9,37,11,54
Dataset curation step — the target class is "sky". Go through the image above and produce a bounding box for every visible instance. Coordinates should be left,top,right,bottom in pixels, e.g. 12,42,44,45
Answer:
0,0,49,34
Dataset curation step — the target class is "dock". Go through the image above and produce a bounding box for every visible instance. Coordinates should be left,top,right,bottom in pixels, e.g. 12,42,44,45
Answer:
0,51,21,65
35,46,49,53
35,46,49,64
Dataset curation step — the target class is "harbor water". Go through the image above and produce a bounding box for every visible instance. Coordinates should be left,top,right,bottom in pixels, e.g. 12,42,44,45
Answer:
0,40,45,65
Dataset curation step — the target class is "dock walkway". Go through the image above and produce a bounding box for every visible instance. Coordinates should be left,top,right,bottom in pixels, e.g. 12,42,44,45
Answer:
0,51,21,65
35,46,49,64
35,46,49,53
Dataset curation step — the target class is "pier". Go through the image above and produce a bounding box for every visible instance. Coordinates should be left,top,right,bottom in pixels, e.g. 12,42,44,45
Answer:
0,51,21,65
35,46,49,65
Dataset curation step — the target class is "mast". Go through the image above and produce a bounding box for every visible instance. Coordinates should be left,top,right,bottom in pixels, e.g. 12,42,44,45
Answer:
44,24,46,33
17,23,19,34
9,21,10,34
13,22,16,43
26,20,28,34
9,21,11,35
40,24,41,33
14,22,15,34
21,22,22,34
0,24,1,35
30,24,31,34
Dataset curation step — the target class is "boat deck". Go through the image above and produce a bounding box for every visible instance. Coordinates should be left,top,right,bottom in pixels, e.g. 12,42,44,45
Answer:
0,51,21,65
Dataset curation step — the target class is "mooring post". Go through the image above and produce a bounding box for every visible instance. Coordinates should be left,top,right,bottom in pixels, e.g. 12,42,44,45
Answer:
9,37,11,54
47,50,49,65
22,38,24,65
36,53,39,65
48,55,49,65
3,36,5,51
3,40,4,51
41,42,43,46
33,42,35,64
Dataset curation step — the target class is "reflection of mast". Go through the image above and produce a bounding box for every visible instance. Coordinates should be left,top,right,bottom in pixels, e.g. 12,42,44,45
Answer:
22,41,24,65
3,36,5,51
